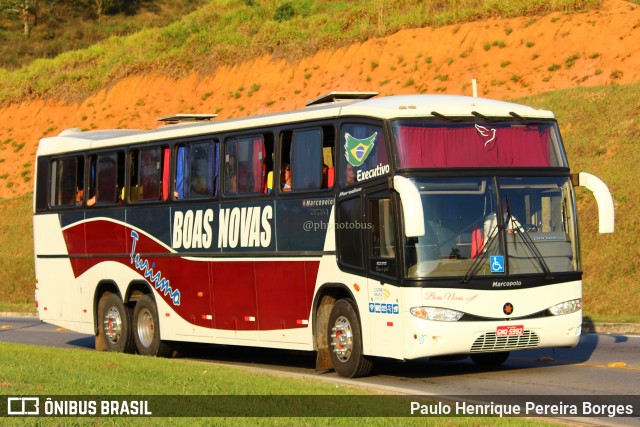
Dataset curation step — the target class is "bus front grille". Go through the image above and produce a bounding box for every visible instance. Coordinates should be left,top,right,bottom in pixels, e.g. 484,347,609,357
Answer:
470,330,540,353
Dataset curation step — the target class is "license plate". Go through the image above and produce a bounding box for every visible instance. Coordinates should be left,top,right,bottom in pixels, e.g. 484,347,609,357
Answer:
496,325,524,337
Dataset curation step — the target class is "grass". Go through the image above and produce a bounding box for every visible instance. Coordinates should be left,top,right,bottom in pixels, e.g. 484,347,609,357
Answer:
0,342,556,426
0,0,211,71
0,194,35,313
0,0,601,106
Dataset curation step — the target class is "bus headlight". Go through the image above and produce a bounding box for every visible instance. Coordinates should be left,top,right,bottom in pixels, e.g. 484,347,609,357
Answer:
549,299,581,316
410,307,464,321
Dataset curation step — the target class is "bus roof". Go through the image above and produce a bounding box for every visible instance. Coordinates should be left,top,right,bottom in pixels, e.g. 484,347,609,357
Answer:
36,94,555,157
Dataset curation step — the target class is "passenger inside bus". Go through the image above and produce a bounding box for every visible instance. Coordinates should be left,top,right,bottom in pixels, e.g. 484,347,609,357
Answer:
321,164,329,188
76,187,84,205
266,171,273,193
76,187,96,206
345,163,356,185
281,163,292,191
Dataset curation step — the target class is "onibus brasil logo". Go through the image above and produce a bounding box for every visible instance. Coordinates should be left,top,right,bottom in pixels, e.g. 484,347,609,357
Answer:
344,132,377,166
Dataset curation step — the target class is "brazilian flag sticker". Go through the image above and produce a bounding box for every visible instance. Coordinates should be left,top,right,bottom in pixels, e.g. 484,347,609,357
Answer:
344,132,377,167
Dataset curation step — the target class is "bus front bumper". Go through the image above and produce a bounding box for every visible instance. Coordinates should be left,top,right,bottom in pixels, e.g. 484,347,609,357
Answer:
402,310,582,360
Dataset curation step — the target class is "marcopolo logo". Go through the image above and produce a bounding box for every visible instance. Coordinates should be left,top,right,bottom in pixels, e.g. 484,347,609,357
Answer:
344,132,376,166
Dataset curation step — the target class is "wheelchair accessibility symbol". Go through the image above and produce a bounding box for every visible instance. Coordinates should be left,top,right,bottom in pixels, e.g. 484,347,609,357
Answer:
490,256,505,273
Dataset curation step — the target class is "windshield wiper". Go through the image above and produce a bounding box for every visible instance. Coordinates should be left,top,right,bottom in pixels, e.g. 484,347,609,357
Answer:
462,198,554,283
509,217,554,280
430,111,467,122
505,197,553,280
461,220,500,284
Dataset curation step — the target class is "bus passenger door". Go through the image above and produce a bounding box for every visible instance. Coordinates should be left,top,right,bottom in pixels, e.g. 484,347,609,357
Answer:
365,189,403,359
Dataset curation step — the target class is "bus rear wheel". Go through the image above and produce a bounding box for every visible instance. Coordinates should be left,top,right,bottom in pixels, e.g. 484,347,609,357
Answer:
327,299,373,378
97,293,134,353
470,351,510,367
132,294,173,357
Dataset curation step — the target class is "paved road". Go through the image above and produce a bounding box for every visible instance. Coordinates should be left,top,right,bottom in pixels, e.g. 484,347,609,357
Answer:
2,316,639,425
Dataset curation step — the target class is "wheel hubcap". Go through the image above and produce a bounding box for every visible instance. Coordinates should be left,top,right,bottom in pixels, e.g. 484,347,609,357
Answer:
104,307,122,344
331,315,353,362
137,308,154,348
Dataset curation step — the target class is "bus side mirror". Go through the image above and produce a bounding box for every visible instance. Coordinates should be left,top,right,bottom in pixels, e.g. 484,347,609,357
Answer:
571,172,615,234
392,175,425,238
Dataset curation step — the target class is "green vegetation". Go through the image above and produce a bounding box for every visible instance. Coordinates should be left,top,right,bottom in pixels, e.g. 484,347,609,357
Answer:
0,0,601,106
610,70,624,80
0,194,33,313
0,0,210,71
565,53,580,68
247,83,261,96
492,40,507,49
0,342,556,426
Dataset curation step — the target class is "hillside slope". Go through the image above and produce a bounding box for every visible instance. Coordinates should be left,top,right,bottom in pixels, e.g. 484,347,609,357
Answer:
0,0,638,198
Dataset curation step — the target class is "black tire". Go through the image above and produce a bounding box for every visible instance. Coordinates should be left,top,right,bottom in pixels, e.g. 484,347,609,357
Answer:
327,299,373,378
132,294,173,357
470,351,510,367
97,293,135,353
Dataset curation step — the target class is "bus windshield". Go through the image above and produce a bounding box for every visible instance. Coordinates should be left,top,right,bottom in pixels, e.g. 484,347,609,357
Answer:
393,119,568,168
404,177,579,279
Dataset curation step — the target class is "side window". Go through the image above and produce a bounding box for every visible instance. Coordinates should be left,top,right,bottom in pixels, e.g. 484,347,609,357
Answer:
336,196,363,270
224,136,266,195
340,123,388,187
129,146,169,202
370,198,395,258
88,152,124,205
279,126,335,193
369,197,397,277
50,156,83,207
175,141,218,199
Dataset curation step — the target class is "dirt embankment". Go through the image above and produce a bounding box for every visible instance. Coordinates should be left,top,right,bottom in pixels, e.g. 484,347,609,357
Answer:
0,0,638,199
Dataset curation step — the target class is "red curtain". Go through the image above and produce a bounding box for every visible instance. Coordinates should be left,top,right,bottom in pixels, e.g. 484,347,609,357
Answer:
396,126,551,168
253,137,265,192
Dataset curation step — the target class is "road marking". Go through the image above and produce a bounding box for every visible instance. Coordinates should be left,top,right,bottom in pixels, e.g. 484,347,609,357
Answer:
606,361,627,368
1,325,13,329
575,361,638,371
524,356,638,370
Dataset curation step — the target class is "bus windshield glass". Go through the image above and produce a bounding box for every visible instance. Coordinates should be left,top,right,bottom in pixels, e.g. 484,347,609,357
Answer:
404,177,579,279
393,120,568,168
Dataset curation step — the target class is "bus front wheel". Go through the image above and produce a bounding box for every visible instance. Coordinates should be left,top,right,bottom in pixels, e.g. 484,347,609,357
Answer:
327,299,373,378
132,294,173,357
97,293,134,353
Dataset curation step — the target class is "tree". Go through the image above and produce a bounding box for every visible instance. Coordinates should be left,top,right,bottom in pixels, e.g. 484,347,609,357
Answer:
1,0,38,37
94,0,104,22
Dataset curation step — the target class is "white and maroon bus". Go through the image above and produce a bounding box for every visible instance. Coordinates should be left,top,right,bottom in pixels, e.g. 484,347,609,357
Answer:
33,92,614,377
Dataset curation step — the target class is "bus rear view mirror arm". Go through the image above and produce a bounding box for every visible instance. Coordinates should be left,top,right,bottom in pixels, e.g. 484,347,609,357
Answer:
571,172,615,234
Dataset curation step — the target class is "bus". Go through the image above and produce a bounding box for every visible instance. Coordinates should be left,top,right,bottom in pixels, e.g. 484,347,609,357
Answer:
33,92,614,378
